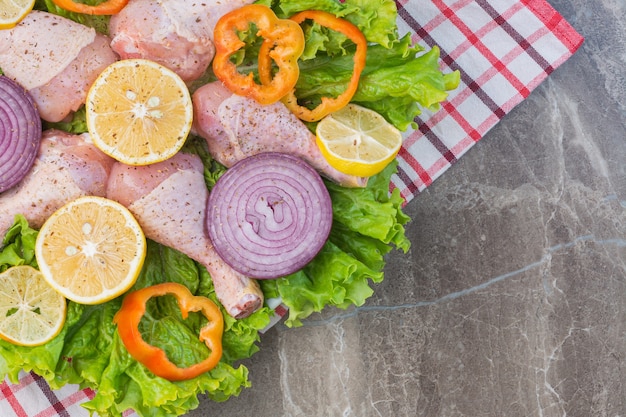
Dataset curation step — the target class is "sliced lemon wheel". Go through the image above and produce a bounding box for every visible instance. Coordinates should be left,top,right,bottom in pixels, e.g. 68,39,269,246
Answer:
0,0,34,29
86,58,193,166
316,103,403,178
35,196,147,305
0,265,66,346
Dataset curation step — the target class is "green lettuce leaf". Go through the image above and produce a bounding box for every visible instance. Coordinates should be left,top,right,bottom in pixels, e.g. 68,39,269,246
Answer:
294,34,460,131
327,160,411,249
0,214,38,271
260,160,411,327
44,106,89,134
38,0,111,34
259,0,398,47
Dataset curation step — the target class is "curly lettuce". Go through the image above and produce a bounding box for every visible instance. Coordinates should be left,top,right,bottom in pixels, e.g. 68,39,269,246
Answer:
0,219,271,417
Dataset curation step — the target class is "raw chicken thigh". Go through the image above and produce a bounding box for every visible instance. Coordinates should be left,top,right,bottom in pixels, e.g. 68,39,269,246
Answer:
192,81,368,188
109,0,253,82
0,11,118,122
106,152,264,319
0,130,115,237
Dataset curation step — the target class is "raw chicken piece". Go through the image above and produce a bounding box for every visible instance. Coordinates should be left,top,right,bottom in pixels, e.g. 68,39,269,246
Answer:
0,11,118,122
0,129,115,237
109,0,252,82
192,81,368,188
106,152,264,319
29,34,118,123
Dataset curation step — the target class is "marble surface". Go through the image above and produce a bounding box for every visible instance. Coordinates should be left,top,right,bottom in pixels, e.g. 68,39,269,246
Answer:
190,1,626,416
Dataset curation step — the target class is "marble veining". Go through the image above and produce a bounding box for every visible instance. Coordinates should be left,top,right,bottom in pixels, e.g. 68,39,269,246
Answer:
189,0,626,416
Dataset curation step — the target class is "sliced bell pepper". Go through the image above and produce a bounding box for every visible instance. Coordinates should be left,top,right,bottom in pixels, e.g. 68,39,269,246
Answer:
276,10,368,122
113,282,223,381
50,0,128,15
212,4,305,105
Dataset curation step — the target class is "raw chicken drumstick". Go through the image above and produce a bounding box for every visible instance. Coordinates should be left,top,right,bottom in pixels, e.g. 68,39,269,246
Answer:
106,152,264,319
0,129,115,237
192,81,368,188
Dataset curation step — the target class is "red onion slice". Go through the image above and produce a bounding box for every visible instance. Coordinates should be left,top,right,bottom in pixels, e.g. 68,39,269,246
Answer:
207,152,333,279
0,76,42,193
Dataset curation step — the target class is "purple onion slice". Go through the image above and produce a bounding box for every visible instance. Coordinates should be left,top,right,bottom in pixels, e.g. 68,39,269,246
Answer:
207,152,333,279
0,76,42,193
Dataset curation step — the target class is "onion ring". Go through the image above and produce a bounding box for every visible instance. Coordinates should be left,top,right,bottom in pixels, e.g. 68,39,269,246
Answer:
0,76,41,193
206,152,333,279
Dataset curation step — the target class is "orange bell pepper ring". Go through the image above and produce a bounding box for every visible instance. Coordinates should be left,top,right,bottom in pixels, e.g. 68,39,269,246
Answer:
113,282,224,381
212,4,305,105
51,0,128,15
274,10,367,122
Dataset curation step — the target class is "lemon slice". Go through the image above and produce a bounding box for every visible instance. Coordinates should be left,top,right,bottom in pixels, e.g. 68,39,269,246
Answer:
316,103,403,178
86,59,193,166
35,196,147,305
0,0,34,29
0,265,66,346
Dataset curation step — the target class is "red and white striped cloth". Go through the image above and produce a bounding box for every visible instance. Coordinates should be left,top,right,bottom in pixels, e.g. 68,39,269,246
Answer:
392,0,583,203
0,0,583,416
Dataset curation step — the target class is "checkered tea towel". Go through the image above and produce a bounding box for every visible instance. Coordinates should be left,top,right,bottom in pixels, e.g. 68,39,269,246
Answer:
392,0,583,203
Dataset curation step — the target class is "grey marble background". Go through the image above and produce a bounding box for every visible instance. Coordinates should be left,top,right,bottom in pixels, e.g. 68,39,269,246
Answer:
190,0,626,415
